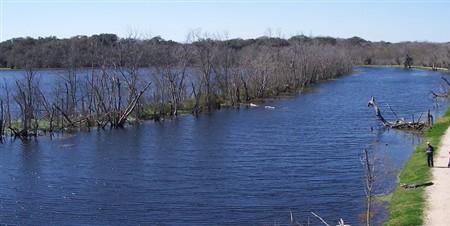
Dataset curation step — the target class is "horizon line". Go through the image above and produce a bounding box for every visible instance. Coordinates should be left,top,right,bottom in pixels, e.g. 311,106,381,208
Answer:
2,32,449,44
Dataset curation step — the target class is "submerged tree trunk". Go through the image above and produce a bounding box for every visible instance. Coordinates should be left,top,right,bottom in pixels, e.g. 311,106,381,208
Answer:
362,148,374,226
368,96,428,131
367,96,390,126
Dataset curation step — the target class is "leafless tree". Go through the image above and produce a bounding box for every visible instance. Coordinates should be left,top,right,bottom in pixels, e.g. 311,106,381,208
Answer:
192,33,219,112
361,148,375,226
12,68,40,137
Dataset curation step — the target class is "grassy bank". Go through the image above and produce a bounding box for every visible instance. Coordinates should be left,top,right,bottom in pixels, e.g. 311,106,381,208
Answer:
385,108,450,225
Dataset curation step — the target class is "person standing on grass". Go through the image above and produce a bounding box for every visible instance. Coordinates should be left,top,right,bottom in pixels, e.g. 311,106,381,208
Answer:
426,142,434,167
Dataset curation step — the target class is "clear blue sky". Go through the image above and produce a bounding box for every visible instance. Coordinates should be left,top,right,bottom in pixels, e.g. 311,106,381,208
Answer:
1,0,450,43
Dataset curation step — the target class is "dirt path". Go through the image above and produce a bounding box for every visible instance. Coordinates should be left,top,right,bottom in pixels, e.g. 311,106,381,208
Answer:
425,128,450,225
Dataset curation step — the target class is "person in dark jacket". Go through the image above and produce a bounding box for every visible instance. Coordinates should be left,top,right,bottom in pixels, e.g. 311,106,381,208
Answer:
426,142,434,167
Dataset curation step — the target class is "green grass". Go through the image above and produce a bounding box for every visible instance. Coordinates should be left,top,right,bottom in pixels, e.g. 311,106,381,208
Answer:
385,109,450,226
7,119,54,131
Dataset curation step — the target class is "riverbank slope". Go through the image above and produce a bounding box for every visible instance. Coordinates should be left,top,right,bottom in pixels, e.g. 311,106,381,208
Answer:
385,109,450,225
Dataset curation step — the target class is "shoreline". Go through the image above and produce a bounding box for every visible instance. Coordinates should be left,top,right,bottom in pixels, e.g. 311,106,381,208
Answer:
385,109,450,225
358,64,449,72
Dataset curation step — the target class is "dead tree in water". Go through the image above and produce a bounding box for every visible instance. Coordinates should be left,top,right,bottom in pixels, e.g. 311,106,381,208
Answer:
115,33,144,119
0,99,4,142
3,81,11,129
151,42,191,117
37,88,57,136
362,148,374,226
191,32,219,112
367,96,430,130
87,67,152,128
11,69,40,137
367,96,390,126
114,81,152,128
431,77,450,98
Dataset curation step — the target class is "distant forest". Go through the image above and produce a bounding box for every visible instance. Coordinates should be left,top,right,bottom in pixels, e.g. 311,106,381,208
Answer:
1,33,450,69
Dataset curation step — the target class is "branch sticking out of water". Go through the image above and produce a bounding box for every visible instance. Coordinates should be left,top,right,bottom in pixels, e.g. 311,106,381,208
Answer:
367,96,432,131
310,212,330,226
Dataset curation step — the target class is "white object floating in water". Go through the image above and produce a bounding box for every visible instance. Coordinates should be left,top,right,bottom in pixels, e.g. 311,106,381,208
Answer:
249,103,258,107
337,218,350,226
265,106,275,110
59,144,75,149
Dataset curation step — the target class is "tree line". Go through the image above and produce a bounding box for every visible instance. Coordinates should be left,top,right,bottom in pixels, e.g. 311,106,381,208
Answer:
344,37,450,69
2,34,450,70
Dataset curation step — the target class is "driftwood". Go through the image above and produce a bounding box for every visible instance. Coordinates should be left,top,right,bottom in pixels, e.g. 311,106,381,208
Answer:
368,96,432,131
400,182,433,189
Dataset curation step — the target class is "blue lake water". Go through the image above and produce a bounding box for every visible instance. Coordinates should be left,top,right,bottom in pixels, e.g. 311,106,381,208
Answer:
0,67,448,225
